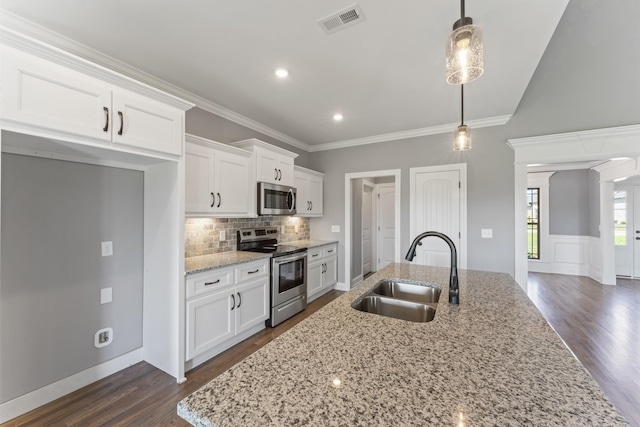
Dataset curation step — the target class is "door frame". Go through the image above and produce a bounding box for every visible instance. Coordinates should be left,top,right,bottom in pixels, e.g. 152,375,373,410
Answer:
361,180,375,277
409,163,468,269
508,123,640,289
344,170,401,289
376,182,396,270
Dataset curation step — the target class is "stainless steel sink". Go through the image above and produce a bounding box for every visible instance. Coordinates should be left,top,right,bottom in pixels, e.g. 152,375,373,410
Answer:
370,280,441,304
352,296,436,323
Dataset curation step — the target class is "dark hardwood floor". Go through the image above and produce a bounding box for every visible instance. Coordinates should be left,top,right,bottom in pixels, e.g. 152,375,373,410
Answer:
2,291,344,427
4,275,639,426
527,273,640,427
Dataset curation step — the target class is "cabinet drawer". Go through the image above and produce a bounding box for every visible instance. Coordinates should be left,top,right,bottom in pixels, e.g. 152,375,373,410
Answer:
235,259,269,282
186,268,234,299
308,247,323,262
323,244,337,258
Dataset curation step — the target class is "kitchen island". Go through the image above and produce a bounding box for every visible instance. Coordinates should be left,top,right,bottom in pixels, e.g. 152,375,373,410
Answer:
178,263,628,426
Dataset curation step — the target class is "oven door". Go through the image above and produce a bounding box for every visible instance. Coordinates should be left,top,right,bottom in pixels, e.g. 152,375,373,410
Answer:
258,182,296,215
271,252,307,306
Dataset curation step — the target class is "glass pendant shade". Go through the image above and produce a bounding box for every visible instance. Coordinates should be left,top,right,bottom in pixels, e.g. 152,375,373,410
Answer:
446,23,484,85
453,124,471,151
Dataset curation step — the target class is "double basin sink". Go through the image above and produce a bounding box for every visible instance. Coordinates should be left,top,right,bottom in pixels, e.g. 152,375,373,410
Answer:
352,279,441,323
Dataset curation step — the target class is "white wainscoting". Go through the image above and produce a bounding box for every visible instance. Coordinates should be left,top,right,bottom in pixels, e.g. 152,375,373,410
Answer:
529,235,602,282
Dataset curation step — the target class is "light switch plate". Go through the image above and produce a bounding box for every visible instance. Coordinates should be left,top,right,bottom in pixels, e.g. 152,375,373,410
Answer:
100,287,112,304
331,225,340,233
101,241,113,257
481,229,493,239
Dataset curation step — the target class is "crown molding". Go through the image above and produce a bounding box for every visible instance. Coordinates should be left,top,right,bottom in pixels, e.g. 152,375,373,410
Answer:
0,10,310,151
309,115,512,152
507,123,640,164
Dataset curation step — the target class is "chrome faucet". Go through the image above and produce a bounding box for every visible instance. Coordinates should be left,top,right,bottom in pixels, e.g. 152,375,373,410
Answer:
405,231,459,304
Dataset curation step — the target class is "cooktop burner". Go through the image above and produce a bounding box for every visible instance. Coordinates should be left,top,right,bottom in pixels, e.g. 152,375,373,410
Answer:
237,227,305,256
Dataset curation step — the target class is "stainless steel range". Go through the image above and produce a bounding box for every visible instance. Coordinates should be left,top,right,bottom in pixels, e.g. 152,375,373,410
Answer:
237,227,307,327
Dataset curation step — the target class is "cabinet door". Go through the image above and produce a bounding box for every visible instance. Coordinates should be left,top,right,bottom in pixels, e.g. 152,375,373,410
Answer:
323,257,338,288
277,156,295,186
307,261,324,297
185,143,215,214
294,173,310,214
112,90,183,156
256,149,280,184
186,288,235,360
235,278,270,334
2,48,112,143
214,150,251,216
308,175,323,216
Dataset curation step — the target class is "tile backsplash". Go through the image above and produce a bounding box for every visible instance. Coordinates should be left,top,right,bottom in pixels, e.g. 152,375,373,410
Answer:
185,217,310,258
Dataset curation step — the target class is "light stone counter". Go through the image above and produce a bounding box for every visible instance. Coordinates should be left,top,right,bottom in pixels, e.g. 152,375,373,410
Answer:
178,263,628,426
185,252,271,275
285,239,338,249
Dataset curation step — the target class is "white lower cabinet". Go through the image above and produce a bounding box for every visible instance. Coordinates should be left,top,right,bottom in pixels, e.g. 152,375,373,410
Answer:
185,259,269,362
307,243,338,300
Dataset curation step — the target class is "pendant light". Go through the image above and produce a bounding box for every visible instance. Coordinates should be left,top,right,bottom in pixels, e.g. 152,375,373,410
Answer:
453,84,471,151
446,0,483,85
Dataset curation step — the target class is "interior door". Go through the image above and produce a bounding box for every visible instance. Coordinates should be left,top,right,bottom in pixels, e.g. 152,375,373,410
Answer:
412,169,460,267
377,183,396,270
614,188,632,277
362,183,374,276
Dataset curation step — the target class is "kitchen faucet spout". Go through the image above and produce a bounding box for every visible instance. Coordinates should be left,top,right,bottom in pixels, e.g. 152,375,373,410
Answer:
405,231,459,304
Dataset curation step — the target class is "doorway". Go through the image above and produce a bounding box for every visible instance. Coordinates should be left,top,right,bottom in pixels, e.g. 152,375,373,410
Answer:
615,183,640,278
344,170,401,288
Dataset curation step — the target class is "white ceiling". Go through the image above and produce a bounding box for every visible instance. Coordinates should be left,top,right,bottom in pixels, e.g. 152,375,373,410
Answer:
0,0,569,149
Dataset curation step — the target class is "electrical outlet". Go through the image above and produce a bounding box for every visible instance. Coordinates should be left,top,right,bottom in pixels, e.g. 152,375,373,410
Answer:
100,287,112,304
101,241,113,257
294,225,299,233
280,225,286,234
481,229,493,239
219,230,226,241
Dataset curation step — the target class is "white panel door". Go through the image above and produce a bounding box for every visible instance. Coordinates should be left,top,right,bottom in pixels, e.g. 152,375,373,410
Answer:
362,183,374,276
413,170,460,267
185,143,214,214
614,188,632,277
308,174,324,215
235,278,269,334
186,288,235,360
295,173,310,213
634,186,640,277
377,184,396,270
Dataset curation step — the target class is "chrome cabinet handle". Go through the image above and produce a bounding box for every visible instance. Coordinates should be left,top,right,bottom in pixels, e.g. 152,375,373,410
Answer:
210,192,215,208
204,279,220,286
217,193,221,208
103,107,109,132
237,292,241,308
231,294,236,310
248,269,259,274
117,111,124,135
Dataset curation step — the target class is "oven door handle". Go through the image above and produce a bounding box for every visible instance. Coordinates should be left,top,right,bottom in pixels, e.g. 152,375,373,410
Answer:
273,253,306,264
287,188,295,212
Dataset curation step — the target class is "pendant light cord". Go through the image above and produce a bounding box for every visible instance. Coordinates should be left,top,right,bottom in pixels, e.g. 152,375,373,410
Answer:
461,84,464,125
461,0,465,21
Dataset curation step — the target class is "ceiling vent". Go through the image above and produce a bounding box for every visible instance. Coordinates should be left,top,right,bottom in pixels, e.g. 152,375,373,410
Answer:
318,5,366,34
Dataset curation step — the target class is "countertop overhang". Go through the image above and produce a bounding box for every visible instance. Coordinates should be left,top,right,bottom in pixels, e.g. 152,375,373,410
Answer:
178,263,628,426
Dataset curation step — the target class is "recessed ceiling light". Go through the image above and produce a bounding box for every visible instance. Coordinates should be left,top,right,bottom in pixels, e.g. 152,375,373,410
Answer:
333,113,343,122
275,68,289,78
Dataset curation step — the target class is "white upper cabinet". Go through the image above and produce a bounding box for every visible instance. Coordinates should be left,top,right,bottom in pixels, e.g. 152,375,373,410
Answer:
294,166,324,217
230,139,298,187
1,46,191,158
185,135,252,217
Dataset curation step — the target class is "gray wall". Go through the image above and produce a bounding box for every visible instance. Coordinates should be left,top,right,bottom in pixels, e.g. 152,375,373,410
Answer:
549,170,589,235
185,107,312,168
309,125,516,284
588,170,601,237
1,153,143,403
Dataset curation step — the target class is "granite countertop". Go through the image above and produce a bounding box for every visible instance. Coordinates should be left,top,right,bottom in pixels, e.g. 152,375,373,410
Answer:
178,263,628,426
185,252,271,275
185,240,338,276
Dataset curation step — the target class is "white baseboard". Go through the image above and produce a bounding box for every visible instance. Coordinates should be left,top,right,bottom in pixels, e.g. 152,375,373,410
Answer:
0,348,144,424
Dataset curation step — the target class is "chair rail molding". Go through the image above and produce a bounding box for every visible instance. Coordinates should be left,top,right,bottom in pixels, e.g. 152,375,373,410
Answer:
508,123,640,288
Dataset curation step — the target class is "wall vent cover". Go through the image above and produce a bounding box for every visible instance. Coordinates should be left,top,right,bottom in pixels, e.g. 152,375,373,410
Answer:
318,5,366,34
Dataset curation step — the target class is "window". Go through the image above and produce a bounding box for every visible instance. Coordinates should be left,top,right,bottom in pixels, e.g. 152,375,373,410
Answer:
614,190,627,246
527,188,540,259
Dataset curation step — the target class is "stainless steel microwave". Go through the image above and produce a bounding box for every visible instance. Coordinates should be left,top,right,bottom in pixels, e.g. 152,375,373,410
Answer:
257,182,297,215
